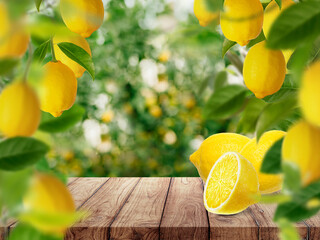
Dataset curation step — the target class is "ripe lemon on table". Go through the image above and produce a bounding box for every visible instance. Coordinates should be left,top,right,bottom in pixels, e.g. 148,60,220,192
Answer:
282,121,320,186
299,61,320,127
194,0,219,27
204,152,260,215
0,81,40,137
240,130,286,194
190,133,250,182
220,0,263,46
60,0,104,38
243,41,286,99
38,61,77,117
263,0,295,64
54,32,92,78
23,173,76,235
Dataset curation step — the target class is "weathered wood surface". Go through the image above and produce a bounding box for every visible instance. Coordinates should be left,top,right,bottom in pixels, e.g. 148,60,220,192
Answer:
2,178,320,239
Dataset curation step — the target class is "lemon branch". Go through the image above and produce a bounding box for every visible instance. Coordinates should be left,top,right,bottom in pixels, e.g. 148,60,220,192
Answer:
23,43,33,82
50,36,57,62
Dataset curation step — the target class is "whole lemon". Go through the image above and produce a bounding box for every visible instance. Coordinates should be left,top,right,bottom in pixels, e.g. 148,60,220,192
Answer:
0,81,40,137
39,61,77,117
194,0,219,27
54,32,92,78
299,61,320,127
190,133,250,182
23,173,76,235
263,0,295,64
243,41,286,99
60,0,104,38
282,121,320,186
240,130,286,194
220,0,263,46
0,2,29,59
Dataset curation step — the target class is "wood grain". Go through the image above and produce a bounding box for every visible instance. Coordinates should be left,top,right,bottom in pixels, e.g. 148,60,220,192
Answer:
249,203,308,240
66,178,140,240
160,178,208,240
109,178,171,240
305,215,320,240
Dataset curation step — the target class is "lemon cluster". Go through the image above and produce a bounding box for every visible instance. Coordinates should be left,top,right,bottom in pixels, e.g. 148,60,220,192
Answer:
190,131,285,215
0,0,104,137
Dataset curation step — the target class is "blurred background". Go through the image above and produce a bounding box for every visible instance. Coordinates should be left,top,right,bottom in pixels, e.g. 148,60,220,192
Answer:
36,0,244,178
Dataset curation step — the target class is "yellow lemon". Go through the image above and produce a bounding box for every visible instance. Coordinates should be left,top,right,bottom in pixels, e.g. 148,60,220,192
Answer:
60,0,104,38
299,61,320,127
54,32,92,78
149,105,162,118
39,61,77,117
220,0,263,46
243,41,286,99
282,121,320,186
204,152,260,215
0,81,40,137
23,173,76,235
263,0,295,64
190,133,250,182
240,130,286,194
194,0,219,27
0,3,29,59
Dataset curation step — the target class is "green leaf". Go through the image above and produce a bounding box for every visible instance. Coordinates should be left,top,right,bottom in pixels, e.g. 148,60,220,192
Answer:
247,30,266,49
256,96,297,140
274,181,320,222
275,0,282,9
33,40,50,63
9,223,62,240
263,75,298,103
282,161,301,193
203,85,248,120
0,137,49,171
260,138,284,174
267,1,320,49
57,42,95,79
0,58,19,75
205,0,223,12
260,194,291,204
277,219,300,240
222,38,236,58
237,97,267,134
213,71,228,90
39,104,85,133
34,0,43,12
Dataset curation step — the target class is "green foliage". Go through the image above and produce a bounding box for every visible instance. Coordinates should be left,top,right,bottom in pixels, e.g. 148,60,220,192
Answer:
0,59,20,76
247,31,266,49
205,0,224,12
34,0,43,12
222,39,236,58
277,219,300,240
57,42,95,79
0,137,49,171
282,162,301,193
33,40,50,63
39,104,85,133
260,138,283,174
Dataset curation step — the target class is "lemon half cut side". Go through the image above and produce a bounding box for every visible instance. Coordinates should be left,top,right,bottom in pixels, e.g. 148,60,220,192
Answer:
204,152,260,215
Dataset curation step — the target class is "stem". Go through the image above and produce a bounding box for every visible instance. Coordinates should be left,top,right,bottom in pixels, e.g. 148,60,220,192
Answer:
226,51,243,74
23,43,33,82
50,36,57,62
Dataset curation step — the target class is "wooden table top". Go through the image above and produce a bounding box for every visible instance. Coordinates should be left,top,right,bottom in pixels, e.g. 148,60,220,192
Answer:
1,177,320,240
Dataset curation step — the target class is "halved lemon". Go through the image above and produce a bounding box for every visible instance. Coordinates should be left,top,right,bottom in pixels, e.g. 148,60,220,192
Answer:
204,152,260,215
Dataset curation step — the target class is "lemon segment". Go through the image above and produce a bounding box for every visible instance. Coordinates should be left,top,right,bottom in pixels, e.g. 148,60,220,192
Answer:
282,121,320,186
204,152,260,215
240,130,286,194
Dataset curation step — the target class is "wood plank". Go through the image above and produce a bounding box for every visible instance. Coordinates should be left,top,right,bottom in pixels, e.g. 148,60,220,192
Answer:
305,215,320,240
68,177,78,185
160,177,208,240
249,203,308,240
209,208,258,240
109,178,171,240
66,178,140,240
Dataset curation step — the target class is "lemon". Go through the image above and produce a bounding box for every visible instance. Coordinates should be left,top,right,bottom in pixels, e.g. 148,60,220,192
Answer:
39,61,77,117
23,173,76,235
190,133,250,182
60,0,104,38
240,130,286,194
282,121,320,186
204,152,260,215
0,81,40,137
54,32,92,78
220,0,263,46
263,0,295,64
299,61,320,127
243,41,286,99
0,2,29,59
194,0,219,27
149,105,162,118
